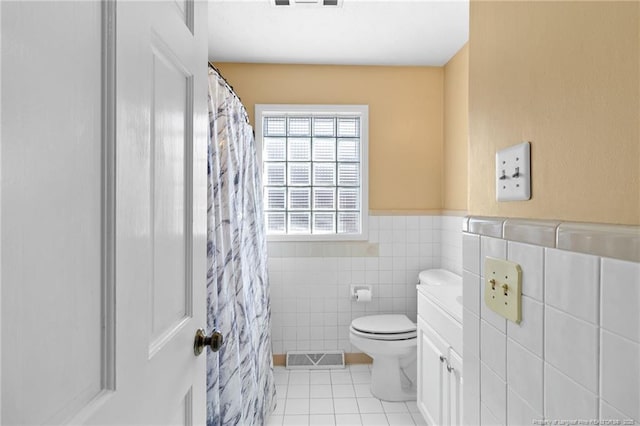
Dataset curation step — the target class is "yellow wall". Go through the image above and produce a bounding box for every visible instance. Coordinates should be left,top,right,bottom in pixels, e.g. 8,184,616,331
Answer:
214,63,444,212
443,44,469,212
469,1,640,225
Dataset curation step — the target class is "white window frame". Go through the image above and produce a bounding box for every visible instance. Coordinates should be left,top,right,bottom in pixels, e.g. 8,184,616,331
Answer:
255,104,369,242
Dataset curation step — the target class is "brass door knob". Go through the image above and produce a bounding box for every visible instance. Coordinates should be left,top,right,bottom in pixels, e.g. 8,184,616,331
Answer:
194,328,223,356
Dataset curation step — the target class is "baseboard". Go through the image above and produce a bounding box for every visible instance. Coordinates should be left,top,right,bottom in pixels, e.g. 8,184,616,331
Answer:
272,352,372,367
344,352,373,364
273,354,286,366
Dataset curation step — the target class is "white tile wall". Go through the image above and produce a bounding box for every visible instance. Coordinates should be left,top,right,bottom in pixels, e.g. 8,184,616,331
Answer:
463,232,640,425
480,236,506,278
506,338,543,414
481,362,507,425
544,363,597,421
462,233,480,275
545,306,598,393
507,241,544,302
481,402,502,426
601,401,633,423
441,215,463,276
506,295,543,357
507,388,542,426
463,353,481,425
600,330,640,421
545,248,600,324
463,308,480,360
480,320,506,380
600,258,640,343
269,215,463,354
463,270,481,315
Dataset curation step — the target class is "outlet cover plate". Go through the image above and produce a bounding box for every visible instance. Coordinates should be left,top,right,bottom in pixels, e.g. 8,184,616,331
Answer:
484,257,522,323
496,141,531,201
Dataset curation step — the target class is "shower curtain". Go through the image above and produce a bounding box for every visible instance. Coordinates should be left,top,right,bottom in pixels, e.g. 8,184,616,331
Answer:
206,66,276,426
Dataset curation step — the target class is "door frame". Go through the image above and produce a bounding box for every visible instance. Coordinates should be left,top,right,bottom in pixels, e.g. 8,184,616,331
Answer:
1,1,209,422
0,0,117,420
75,2,118,416
0,0,3,420
100,0,117,394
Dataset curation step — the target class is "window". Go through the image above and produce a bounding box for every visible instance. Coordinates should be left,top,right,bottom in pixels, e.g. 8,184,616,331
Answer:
255,104,368,241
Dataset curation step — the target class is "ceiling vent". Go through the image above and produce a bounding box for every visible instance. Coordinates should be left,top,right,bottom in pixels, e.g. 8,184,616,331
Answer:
272,0,343,7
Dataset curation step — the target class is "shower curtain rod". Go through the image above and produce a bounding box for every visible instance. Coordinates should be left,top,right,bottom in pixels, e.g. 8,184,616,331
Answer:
208,61,250,125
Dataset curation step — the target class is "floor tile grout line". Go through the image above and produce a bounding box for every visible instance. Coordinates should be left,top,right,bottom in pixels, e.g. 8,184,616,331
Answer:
272,366,419,426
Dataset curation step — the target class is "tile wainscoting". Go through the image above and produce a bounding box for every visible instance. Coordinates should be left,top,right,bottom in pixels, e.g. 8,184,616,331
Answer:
441,214,463,276
462,217,640,425
267,214,464,355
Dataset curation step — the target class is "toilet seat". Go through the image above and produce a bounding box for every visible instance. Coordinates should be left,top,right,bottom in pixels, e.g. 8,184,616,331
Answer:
350,314,417,341
350,327,416,341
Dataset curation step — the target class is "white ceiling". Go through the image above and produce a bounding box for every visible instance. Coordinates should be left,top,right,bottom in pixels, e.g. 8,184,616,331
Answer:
208,0,469,66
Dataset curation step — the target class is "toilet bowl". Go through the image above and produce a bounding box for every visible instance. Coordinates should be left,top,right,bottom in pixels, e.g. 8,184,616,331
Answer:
349,314,417,402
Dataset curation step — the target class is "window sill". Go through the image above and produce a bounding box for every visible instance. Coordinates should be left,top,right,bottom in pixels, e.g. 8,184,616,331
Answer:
266,232,369,243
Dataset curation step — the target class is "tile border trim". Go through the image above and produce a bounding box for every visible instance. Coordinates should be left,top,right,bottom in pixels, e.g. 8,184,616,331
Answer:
370,209,451,216
267,241,379,258
465,216,640,263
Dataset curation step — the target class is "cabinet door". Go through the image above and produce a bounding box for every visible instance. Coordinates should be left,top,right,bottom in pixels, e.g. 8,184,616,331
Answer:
417,316,449,426
447,349,463,426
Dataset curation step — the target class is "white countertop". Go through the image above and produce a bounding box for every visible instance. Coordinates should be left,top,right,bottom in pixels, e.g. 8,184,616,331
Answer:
416,269,463,323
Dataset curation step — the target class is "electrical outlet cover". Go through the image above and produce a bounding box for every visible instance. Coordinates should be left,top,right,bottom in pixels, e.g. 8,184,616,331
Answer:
496,141,531,201
484,257,522,323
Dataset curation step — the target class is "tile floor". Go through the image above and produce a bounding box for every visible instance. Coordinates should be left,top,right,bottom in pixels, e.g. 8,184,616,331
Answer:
267,365,427,426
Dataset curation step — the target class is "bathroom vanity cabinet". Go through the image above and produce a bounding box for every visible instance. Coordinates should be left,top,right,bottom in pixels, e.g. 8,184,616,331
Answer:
416,271,463,426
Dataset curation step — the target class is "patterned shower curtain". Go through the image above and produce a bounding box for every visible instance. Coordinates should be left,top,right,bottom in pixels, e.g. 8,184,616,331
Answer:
206,66,276,426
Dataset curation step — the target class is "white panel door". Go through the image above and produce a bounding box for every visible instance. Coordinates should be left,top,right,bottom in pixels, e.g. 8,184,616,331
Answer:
1,0,209,424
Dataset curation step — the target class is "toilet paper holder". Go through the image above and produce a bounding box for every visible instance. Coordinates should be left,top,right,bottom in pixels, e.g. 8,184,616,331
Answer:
350,285,372,301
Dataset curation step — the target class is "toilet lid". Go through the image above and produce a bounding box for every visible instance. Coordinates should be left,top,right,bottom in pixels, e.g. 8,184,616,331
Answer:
351,315,416,334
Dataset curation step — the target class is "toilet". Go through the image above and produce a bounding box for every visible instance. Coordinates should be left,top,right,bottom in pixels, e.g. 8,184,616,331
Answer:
349,314,417,401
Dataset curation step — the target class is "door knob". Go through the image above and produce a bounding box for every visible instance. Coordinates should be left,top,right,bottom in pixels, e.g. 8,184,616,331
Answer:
194,328,223,356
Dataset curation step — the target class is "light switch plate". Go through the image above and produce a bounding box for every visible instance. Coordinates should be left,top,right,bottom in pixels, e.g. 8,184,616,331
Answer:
496,141,531,201
484,257,522,323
